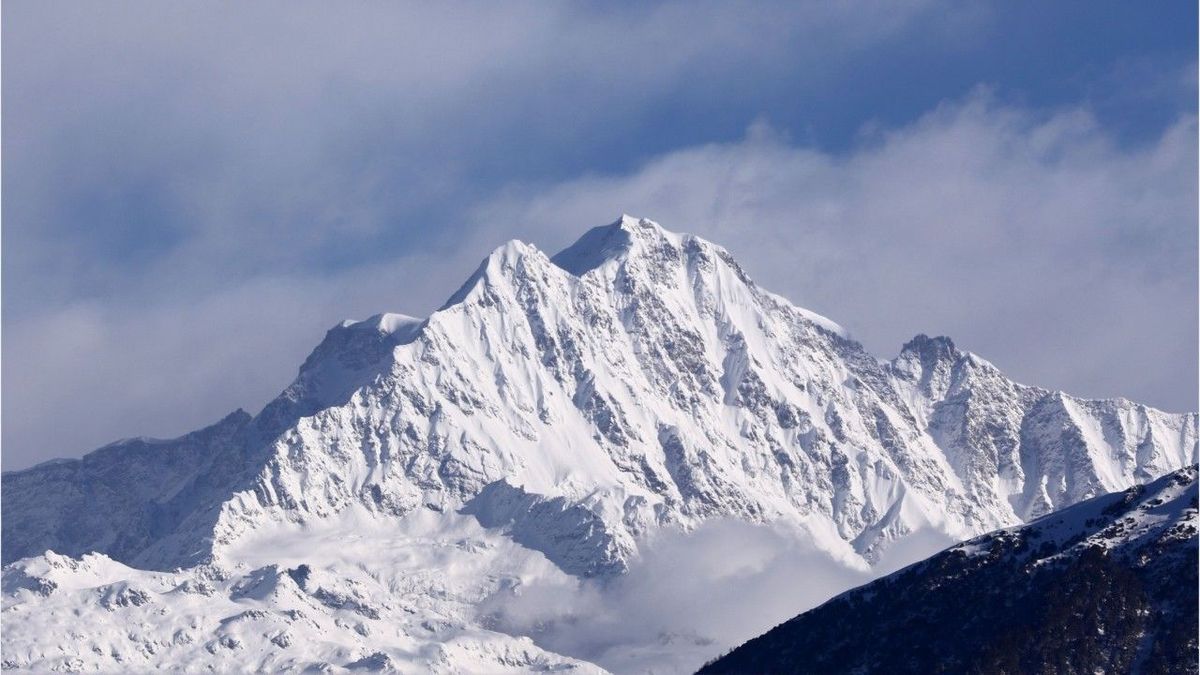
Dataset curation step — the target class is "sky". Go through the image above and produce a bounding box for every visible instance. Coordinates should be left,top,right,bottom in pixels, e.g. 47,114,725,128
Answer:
3,1,1196,469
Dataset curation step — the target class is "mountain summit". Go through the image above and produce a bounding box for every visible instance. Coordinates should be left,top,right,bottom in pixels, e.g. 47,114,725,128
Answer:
3,217,1197,672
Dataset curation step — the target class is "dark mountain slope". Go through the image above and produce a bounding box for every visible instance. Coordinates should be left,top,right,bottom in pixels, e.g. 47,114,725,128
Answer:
700,465,1199,675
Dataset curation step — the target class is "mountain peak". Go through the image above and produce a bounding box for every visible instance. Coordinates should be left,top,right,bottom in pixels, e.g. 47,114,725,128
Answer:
548,215,639,274
618,213,673,234
441,238,550,308
610,214,682,248
551,214,689,275
890,334,964,398
900,333,958,362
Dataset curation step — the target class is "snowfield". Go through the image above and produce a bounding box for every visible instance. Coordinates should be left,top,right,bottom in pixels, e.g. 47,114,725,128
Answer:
3,510,603,673
3,216,1197,672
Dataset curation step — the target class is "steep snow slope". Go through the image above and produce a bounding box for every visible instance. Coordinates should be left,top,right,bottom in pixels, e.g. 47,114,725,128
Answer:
3,216,1196,672
700,465,1200,674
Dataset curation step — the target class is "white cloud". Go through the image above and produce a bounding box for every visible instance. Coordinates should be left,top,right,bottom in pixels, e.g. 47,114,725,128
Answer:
478,520,875,673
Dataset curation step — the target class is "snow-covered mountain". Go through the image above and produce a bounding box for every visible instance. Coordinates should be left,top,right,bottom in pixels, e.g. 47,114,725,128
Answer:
700,464,1200,674
3,216,1196,672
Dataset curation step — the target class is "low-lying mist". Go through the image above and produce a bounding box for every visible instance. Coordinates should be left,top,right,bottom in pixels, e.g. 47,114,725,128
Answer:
479,520,955,673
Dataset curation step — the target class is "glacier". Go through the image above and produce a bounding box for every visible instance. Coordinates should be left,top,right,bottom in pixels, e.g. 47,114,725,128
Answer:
3,216,1196,673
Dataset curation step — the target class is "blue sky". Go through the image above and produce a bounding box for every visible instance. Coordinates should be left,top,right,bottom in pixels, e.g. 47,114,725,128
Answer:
3,1,1196,468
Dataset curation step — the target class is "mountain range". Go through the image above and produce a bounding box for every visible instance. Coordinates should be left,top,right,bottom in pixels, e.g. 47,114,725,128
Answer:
3,216,1196,672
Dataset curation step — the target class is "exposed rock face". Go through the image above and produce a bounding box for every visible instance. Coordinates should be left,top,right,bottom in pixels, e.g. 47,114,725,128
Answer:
700,465,1200,675
1,410,253,568
4,216,1196,576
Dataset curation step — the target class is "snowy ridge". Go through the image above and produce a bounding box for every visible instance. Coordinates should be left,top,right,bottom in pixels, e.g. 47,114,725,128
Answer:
212,216,1192,572
3,216,1197,672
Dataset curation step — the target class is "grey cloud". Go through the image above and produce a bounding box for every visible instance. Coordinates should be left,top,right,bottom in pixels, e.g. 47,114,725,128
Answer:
4,3,1193,470
4,0,975,467
4,0,955,311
